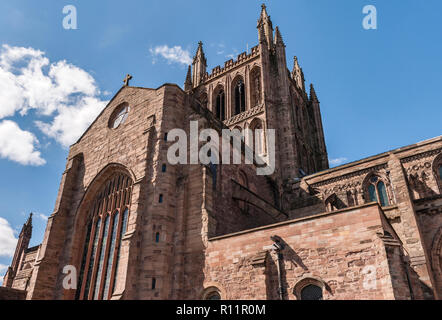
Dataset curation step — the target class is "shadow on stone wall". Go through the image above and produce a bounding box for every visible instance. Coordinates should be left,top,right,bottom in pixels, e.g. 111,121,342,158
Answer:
0,287,26,300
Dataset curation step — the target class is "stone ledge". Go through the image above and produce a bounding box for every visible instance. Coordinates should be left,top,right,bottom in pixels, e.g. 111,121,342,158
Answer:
209,202,382,242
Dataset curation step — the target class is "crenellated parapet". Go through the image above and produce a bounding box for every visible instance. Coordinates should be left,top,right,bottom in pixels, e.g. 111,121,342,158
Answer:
202,45,260,83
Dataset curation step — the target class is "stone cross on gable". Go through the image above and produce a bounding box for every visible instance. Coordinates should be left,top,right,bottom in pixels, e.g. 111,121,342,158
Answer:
123,74,133,86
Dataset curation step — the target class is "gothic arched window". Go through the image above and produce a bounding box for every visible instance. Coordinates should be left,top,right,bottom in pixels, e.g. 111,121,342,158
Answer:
249,118,265,156
294,278,325,300
366,176,389,207
233,78,246,115
214,87,226,121
76,173,132,300
250,67,262,108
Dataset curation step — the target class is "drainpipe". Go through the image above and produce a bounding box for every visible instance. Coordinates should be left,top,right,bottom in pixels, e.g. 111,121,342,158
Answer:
271,236,285,300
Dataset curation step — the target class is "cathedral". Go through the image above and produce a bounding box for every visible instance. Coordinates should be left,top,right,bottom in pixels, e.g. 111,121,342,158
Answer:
1,4,441,300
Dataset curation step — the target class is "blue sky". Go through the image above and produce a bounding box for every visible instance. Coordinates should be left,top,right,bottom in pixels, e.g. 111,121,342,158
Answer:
0,0,441,282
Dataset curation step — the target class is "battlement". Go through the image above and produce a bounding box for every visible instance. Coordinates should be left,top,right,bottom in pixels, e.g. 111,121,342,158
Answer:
203,45,260,83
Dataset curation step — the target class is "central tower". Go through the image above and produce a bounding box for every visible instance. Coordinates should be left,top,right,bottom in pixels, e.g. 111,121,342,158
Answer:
185,4,329,186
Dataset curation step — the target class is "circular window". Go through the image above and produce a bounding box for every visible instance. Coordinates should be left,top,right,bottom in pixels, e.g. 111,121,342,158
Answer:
109,104,130,129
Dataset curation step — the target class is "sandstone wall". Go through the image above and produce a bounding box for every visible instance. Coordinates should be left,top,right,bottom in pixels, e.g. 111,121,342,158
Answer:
204,203,411,300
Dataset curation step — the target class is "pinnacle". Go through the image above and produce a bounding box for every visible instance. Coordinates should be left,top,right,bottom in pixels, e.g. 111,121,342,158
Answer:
310,84,319,101
275,26,284,45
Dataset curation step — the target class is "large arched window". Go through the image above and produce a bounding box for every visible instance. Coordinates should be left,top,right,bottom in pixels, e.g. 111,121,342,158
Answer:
233,77,246,116
366,175,389,207
76,173,133,300
214,86,226,121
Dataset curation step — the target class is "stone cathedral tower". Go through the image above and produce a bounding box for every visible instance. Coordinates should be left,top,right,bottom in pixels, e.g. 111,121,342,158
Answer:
3,4,441,301
185,4,328,186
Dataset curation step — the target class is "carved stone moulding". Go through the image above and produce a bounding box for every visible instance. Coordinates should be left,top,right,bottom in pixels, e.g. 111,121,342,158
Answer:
400,148,442,164
311,164,388,188
223,104,264,127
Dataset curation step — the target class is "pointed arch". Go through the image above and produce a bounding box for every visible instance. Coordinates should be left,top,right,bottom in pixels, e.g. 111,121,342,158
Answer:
293,277,325,300
237,169,248,188
231,74,246,116
249,117,265,156
72,163,134,300
213,85,226,121
250,66,262,108
362,172,391,207
200,283,226,300
432,152,442,193
431,227,442,276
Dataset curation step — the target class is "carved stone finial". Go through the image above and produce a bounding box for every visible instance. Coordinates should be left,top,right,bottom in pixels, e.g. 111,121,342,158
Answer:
184,65,193,91
26,213,33,226
274,26,284,46
310,83,319,102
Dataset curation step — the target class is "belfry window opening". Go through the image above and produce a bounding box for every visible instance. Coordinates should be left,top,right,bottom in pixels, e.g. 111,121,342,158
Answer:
234,79,246,115
216,89,226,121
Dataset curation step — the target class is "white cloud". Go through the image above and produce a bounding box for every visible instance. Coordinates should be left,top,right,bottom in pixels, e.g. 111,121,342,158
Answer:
36,96,107,147
329,157,348,167
150,45,192,65
0,217,18,257
0,120,45,166
0,264,8,286
0,44,109,161
35,213,49,221
211,43,225,55
226,52,238,60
